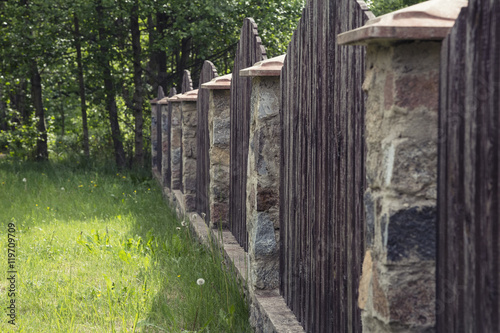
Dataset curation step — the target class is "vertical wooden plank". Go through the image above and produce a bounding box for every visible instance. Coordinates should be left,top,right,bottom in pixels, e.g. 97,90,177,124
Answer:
279,0,371,332
438,0,500,331
195,61,218,223
157,87,165,173
164,87,176,189
229,18,266,251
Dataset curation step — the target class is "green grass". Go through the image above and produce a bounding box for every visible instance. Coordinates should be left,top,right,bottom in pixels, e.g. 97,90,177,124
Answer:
0,158,252,332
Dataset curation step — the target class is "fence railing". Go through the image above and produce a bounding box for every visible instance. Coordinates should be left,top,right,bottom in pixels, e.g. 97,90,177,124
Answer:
149,0,496,332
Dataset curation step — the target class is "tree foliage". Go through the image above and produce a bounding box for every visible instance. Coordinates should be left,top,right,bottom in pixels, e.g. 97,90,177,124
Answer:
0,0,304,165
367,0,426,17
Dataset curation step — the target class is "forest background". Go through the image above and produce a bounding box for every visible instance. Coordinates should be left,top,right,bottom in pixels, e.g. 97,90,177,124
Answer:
0,0,422,167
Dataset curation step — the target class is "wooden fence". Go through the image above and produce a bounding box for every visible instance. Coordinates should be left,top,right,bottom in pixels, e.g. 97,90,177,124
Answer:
280,0,371,331
162,87,176,188
438,0,500,331
196,61,218,223
149,1,500,331
156,86,165,173
229,18,267,251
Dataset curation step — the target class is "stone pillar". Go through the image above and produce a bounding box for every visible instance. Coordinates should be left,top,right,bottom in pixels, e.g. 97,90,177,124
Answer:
338,1,466,331
179,90,199,212
201,74,232,228
168,94,183,190
150,98,158,171
240,55,284,290
158,97,169,188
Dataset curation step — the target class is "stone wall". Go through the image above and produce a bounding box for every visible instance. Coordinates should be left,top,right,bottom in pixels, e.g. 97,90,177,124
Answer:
208,88,231,227
360,41,440,332
245,75,281,290
170,99,182,190
160,99,169,187
181,98,198,212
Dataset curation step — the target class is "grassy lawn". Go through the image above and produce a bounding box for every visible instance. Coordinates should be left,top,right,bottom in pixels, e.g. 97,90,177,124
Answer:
0,159,252,332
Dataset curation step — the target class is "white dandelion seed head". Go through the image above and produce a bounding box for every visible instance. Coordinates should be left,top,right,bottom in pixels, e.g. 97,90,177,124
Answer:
22,178,26,182
197,278,205,286
61,187,65,191
176,227,181,230
181,221,186,227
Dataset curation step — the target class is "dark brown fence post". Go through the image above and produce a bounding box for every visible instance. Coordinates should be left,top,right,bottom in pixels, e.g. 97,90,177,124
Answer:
156,87,165,176
196,61,218,223
161,88,176,189
339,1,465,331
150,96,158,174
229,18,267,251
280,0,371,332
438,0,500,331
201,74,232,227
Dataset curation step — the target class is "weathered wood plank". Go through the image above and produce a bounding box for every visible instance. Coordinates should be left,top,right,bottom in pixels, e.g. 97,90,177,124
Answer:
280,0,371,331
438,0,500,331
196,61,218,223
229,18,267,251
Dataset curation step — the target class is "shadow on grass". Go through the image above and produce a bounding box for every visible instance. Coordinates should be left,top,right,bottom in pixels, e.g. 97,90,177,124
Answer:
0,158,252,332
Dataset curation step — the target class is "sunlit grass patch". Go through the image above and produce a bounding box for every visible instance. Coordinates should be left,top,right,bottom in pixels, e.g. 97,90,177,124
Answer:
0,159,252,332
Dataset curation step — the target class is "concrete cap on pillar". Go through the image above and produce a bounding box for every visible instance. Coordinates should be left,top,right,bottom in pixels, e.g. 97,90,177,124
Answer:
239,54,286,77
337,0,468,45
201,73,232,90
150,98,159,105
158,97,169,105
167,93,183,103
177,89,199,102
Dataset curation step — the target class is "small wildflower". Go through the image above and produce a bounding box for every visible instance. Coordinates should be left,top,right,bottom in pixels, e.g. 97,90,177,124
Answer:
197,278,205,286
122,176,126,179
177,275,181,278
61,187,65,191
22,178,26,182
191,214,196,220
94,184,97,187
36,204,38,207
91,180,94,183
47,207,50,210
176,227,181,230
78,185,83,187
134,190,136,193
201,212,206,220
97,293,101,297
181,221,186,227
148,188,150,191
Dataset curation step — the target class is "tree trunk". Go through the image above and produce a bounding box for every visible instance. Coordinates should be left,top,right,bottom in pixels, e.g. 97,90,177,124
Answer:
146,15,158,94
31,62,48,161
130,2,144,167
96,1,126,167
73,13,90,157
0,85,7,132
177,37,191,88
156,12,168,92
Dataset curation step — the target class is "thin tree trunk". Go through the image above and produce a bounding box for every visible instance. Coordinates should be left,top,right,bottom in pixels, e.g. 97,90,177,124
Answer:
177,37,191,88
156,12,168,92
31,62,48,161
73,13,89,157
130,2,144,167
96,1,126,167
146,15,158,94
0,85,7,131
